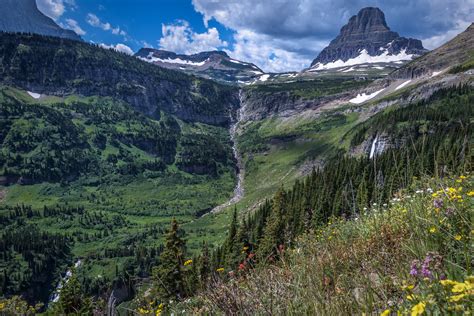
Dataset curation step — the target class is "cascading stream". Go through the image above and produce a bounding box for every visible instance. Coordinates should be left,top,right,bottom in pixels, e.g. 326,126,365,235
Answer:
206,89,246,215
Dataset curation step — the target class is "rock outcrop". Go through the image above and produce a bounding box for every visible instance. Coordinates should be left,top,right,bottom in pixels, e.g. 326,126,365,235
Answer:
0,0,82,41
310,7,427,69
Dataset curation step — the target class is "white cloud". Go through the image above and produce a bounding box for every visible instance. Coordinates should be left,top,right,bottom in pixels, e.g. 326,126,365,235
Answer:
227,30,325,72
36,0,65,20
422,20,472,49
99,43,134,55
159,20,227,54
64,19,86,35
86,13,127,37
192,0,474,72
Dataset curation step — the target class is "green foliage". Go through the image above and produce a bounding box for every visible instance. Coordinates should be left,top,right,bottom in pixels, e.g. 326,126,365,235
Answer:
0,32,238,124
50,269,94,315
153,219,187,299
181,175,473,315
0,223,71,303
213,85,472,275
246,77,371,99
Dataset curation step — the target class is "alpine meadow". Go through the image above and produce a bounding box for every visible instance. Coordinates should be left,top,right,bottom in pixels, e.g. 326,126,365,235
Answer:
0,1,472,315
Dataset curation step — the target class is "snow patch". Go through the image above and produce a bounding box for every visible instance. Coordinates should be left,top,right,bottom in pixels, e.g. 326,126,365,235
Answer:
310,49,415,71
139,53,208,66
259,74,270,82
395,80,412,91
349,88,385,104
431,71,442,77
229,59,250,66
27,91,41,99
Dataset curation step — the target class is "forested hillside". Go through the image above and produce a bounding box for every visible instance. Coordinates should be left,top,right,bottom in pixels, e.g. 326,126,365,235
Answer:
0,32,238,125
123,85,472,315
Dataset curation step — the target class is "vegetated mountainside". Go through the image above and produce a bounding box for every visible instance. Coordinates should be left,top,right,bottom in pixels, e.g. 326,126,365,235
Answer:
136,48,265,84
0,85,239,306
0,0,82,41
128,85,472,315
0,33,239,125
219,23,473,220
390,23,474,79
0,33,241,308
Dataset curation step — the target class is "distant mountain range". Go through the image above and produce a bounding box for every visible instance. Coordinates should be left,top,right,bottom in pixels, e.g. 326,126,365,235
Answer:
307,7,428,73
0,0,81,41
135,48,265,84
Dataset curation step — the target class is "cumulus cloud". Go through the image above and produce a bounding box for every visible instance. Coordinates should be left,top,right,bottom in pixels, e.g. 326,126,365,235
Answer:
36,0,65,20
192,0,474,71
159,20,228,54
99,43,134,55
86,13,127,37
64,18,86,35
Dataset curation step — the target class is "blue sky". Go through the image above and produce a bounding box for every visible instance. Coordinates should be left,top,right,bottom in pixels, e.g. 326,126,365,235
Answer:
36,0,473,72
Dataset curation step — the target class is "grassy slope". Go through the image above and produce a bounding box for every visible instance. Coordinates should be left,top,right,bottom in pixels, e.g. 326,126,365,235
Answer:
0,87,237,282
178,175,474,315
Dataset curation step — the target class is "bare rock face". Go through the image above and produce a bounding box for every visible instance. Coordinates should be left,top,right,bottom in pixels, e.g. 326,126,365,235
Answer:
0,0,81,41
311,7,427,66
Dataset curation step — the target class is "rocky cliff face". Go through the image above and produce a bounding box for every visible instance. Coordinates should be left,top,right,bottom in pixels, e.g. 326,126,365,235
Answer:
0,33,239,125
0,0,81,41
135,48,264,84
310,7,427,70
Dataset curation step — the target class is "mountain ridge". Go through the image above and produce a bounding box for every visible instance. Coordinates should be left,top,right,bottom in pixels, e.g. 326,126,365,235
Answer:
0,0,82,41
310,7,427,71
135,48,265,84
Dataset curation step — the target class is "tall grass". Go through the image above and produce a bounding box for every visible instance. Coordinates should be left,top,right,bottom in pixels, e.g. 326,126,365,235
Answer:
172,174,473,315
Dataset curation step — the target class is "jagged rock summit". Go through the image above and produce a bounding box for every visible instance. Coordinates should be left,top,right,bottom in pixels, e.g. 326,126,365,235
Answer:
135,48,265,84
0,0,82,41
309,7,427,71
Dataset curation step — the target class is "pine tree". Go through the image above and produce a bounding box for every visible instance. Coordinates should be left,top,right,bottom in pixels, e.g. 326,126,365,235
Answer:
153,219,187,299
52,268,93,315
258,187,286,260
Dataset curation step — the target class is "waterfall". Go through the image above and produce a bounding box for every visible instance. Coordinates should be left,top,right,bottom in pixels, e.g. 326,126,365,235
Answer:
369,135,378,159
49,260,82,304
205,90,246,215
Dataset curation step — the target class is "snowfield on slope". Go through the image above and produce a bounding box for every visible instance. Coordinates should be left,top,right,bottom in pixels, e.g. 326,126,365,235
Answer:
349,88,385,104
310,49,415,71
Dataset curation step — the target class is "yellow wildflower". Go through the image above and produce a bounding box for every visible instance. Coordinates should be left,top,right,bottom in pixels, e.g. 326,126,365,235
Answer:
184,259,193,266
467,191,474,197
449,294,466,302
429,227,437,233
0,302,5,310
155,303,164,316
407,294,416,301
454,235,462,241
380,309,391,316
138,307,150,314
440,279,457,287
452,281,472,293
411,301,426,316
216,267,224,272
459,175,467,179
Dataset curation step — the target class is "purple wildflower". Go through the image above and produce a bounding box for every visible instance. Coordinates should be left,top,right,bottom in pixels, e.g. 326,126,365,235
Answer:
444,207,455,217
433,199,444,209
421,263,432,278
410,260,420,276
